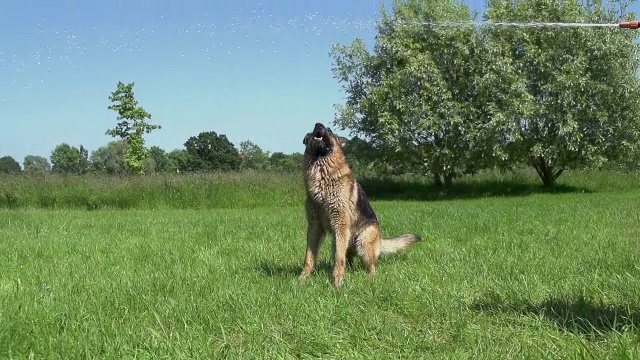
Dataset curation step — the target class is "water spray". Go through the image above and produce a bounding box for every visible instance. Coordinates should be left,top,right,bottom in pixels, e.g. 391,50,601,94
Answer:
487,20,640,29
395,20,640,29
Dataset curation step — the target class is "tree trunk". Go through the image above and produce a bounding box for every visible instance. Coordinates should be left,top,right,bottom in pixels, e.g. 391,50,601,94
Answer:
444,172,454,189
433,172,443,188
530,156,564,188
433,172,454,189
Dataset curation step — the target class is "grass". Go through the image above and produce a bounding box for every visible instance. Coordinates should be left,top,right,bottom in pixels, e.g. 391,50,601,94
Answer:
1,170,639,358
0,171,303,210
0,168,637,210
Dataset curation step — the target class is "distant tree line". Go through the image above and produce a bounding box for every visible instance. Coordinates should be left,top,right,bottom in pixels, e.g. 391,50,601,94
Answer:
0,81,307,176
0,137,306,176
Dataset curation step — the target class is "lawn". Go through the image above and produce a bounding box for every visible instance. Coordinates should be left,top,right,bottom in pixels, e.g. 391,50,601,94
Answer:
1,171,639,359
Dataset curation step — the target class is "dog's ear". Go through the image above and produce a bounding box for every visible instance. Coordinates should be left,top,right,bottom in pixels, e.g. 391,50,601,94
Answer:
337,136,348,148
302,133,310,145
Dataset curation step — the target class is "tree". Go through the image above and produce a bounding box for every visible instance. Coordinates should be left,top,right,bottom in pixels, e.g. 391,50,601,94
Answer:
0,156,21,174
485,0,640,186
184,131,242,171
270,152,303,172
330,0,526,188
143,156,157,175
50,143,84,175
106,81,161,174
90,140,129,175
148,146,172,173
78,145,90,175
340,137,408,175
239,140,271,170
23,155,51,175
167,149,199,173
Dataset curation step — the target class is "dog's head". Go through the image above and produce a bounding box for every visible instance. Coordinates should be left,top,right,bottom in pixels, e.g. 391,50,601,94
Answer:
302,122,347,157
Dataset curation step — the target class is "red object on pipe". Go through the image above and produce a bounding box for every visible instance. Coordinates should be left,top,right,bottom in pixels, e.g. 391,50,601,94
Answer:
619,21,640,29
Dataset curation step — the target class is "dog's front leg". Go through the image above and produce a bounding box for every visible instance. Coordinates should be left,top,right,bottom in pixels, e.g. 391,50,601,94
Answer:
300,199,324,281
299,221,324,281
332,221,350,288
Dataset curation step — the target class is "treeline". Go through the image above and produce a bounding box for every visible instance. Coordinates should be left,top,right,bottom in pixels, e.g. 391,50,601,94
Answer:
0,80,308,176
0,138,305,176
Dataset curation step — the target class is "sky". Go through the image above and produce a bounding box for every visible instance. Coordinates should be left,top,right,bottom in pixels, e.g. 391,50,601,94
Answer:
0,0,635,165
0,0,391,164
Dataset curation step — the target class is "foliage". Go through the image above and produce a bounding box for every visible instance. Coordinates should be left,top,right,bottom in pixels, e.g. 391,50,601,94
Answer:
184,131,242,171
0,156,21,174
330,0,640,187
50,143,87,175
166,149,194,173
330,0,528,188
23,155,51,175
269,152,303,172
341,136,404,176
485,0,640,187
148,146,172,173
239,140,271,170
79,145,91,174
90,140,129,175
106,81,161,174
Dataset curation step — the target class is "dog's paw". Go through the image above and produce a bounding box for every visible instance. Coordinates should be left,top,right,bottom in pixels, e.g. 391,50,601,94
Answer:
298,271,311,282
332,275,344,289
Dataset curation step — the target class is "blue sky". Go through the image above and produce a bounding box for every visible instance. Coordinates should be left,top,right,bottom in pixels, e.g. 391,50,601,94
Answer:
0,0,394,164
0,0,635,165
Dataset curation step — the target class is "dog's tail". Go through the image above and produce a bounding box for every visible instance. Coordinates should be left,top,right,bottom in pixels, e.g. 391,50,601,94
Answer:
379,233,422,255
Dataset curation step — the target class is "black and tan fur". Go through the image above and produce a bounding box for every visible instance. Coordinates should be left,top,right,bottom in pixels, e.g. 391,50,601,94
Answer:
299,122,421,288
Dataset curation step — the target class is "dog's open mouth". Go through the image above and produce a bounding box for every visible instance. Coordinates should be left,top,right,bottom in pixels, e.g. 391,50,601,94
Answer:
312,131,324,141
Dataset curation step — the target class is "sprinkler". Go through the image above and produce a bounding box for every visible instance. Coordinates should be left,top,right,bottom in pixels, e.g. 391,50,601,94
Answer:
619,21,640,29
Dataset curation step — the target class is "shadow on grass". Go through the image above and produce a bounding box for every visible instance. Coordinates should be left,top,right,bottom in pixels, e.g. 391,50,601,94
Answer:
255,258,378,279
255,260,333,278
471,292,640,336
358,177,592,202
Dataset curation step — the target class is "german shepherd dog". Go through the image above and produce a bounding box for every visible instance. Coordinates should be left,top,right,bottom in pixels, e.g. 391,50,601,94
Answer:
299,122,422,288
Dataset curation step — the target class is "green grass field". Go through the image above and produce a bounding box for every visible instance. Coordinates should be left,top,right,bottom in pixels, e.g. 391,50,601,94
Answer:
1,170,639,359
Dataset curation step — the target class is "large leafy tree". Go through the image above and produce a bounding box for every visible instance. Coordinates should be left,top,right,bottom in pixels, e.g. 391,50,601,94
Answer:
106,81,161,174
0,156,21,174
485,0,640,186
184,131,242,171
23,155,51,175
330,0,527,188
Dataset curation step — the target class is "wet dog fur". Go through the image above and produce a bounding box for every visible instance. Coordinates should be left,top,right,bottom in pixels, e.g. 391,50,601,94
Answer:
299,122,422,288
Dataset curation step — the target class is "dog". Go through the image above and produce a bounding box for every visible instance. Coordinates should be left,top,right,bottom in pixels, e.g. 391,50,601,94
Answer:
299,122,422,288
